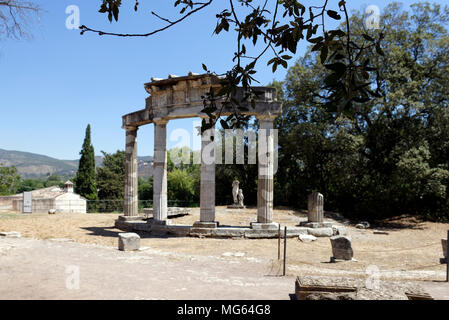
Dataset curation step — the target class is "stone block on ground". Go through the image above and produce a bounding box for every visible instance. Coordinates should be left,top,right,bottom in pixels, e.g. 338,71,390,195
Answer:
193,221,218,229
296,275,430,300
356,221,370,229
330,236,353,260
244,230,278,239
300,221,333,228
405,292,434,300
295,276,357,300
0,231,22,238
250,222,279,230
332,226,347,236
373,230,389,235
299,234,317,242
307,227,333,237
118,233,140,251
300,221,319,228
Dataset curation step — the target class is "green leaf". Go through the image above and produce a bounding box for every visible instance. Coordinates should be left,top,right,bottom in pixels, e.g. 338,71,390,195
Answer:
320,46,328,64
324,72,341,86
308,36,323,44
311,42,323,52
324,62,347,75
327,10,341,20
113,5,119,21
267,58,276,66
280,59,288,69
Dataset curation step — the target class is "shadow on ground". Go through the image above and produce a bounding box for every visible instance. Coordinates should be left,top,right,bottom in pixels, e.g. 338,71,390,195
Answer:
371,215,427,231
81,226,173,239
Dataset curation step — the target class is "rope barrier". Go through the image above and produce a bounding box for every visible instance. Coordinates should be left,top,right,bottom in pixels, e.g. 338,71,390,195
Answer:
306,240,441,253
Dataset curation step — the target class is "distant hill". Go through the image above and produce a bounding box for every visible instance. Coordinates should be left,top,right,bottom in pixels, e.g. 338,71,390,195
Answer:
0,149,153,179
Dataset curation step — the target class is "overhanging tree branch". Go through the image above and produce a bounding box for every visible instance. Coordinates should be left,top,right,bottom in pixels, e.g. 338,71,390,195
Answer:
80,0,213,37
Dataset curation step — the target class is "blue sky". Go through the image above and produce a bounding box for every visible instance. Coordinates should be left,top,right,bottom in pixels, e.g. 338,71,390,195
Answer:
0,0,447,160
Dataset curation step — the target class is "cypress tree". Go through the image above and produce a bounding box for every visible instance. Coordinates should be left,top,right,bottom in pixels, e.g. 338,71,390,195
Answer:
75,124,98,200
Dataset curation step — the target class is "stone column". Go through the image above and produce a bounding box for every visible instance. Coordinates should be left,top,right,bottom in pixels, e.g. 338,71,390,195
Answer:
253,115,277,229
124,127,138,217
153,119,168,224
308,192,324,223
195,123,217,228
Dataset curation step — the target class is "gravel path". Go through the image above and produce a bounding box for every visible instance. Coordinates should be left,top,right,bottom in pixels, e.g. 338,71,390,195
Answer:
1,209,448,299
0,237,294,300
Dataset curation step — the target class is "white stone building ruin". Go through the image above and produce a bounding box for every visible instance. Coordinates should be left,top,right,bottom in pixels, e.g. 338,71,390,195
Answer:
0,181,86,214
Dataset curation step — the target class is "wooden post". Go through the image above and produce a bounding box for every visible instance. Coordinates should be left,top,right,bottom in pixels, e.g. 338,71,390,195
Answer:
446,230,449,282
278,224,281,260
283,226,287,276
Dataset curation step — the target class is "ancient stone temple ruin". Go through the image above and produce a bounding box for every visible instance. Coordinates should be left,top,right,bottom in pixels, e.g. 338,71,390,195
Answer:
116,73,293,238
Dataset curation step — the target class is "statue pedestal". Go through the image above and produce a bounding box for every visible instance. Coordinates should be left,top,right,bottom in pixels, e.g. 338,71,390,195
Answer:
227,204,246,209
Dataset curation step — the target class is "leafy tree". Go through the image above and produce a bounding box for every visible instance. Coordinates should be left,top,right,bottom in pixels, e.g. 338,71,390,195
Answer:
80,0,384,132
96,150,125,200
0,163,20,195
44,174,64,188
138,177,153,201
75,124,98,200
168,168,196,205
166,147,200,205
277,2,449,220
17,178,44,193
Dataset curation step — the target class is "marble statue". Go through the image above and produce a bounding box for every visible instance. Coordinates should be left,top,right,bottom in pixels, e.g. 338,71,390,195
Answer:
228,180,245,209
238,189,244,207
232,180,240,204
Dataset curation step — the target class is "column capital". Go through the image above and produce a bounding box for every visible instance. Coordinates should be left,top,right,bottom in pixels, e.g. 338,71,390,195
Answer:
256,114,277,122
153,118,169,125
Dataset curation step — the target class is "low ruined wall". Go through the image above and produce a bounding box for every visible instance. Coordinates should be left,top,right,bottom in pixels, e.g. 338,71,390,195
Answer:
13,198,55,213
0,196,19,211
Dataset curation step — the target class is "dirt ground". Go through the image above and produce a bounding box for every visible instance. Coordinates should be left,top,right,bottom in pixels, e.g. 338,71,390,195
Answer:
1,207,448,299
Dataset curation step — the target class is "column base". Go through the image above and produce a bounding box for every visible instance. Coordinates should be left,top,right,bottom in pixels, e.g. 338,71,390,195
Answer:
251,222,279,230
118,215,145,222
299,221,333,228
193,221,218,229
148,219,171,226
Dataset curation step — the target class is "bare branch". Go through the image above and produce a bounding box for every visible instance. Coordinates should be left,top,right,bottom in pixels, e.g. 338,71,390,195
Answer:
80,0,213,37
0,0,40,40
